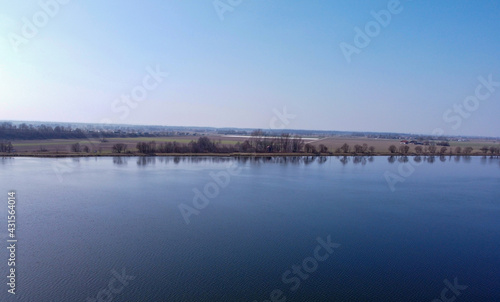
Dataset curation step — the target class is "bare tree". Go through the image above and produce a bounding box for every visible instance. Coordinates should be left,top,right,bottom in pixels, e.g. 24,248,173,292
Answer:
278,133,292,153
428,145,437,154
251,129,265,152
239,140,253,152
0,142,14,153
136,141,157,154
489,146,498,155
463,147,473,154
83,145,90,153
368,146,376,154
415,146,423,154
319,144,328,153
71,143,81,152
439,146,447,155
291,135,304,153
399,145,410,154
340,143,350,153
112,143,128,153
455,146,462,154
388,145,397,154
354,144,364,153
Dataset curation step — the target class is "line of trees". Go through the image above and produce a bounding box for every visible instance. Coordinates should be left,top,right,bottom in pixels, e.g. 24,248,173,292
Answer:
387,144,500,155
0,122,149,140
0,123,96,140
390,144,450,155
133,137,384,155
135,134,326,154
481,146,500,155
136,137,220,154
335,143,376,155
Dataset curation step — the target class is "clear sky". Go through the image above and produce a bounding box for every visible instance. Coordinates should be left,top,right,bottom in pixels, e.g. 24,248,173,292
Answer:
1,0,499,136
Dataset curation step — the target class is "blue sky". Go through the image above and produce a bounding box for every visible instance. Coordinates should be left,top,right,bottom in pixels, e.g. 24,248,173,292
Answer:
1,0,499,136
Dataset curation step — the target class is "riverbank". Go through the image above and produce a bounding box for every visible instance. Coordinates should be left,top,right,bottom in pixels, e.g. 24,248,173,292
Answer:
0,152,496,158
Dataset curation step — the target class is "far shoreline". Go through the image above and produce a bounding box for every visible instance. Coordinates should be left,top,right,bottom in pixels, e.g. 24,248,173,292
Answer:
1,152,496,158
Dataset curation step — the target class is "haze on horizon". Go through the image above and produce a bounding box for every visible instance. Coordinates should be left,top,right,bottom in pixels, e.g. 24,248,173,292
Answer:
1,1,499,137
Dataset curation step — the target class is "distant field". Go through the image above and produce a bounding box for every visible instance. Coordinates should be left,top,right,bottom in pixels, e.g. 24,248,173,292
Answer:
6,135,499,155
9,136,242,153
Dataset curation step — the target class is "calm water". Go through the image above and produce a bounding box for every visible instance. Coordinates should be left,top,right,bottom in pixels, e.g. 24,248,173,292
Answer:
0,156,499,301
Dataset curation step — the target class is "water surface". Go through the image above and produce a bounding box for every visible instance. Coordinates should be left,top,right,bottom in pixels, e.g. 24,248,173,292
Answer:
0,156,499,301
